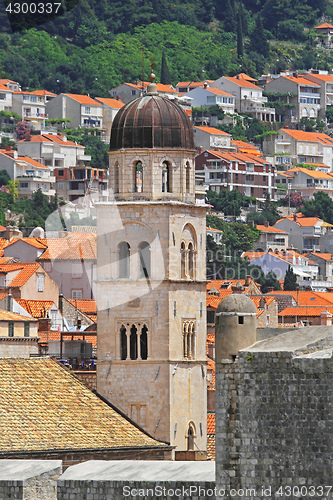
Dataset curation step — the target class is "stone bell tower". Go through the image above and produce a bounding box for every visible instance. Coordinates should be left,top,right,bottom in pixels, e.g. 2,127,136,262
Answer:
96,77,207,455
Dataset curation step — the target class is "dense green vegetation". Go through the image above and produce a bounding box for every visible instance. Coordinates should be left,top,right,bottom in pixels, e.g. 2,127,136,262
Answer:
283,265,298,291
0,0,331,95
301,191,333,224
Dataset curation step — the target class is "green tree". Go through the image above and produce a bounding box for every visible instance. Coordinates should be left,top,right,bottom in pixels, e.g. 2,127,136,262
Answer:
206,189,251,216
258,270,281,293
160,51,171,84
7,179,18,201
326,107,333,123
301,191,333,224
0,170,10,186
249,15,269,58
237,9,244,59
283,265,298,291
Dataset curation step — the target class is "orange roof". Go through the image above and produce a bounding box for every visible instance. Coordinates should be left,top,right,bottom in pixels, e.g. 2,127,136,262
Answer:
203,87,233,97
279,306,333,317
276,171,293,178
206,226,223,232
38,236,96,261
67,299,96,315
304,74,333,82
275,213,323,227
281,128,333,145
205,149,270,166
2,263,41,288
207,433,215,461
256,225,288,234
156,83,177,93
267,290,333,306
207,293,231,309
223,76,261,89
207,278,259,292
195,126,229,136
231,140,261,156
64,94,100,105
19,134,83,148
305,252,333,261
287,167,333,180
281,75,320,86
0,309,36,322
13,89,56,96
5,237,48,250
0,150,49,170
315,22,333,29
16,299,55,318
243,251,266,261
207,413,215,434
0,84,13,92
0,79,18,85
237,73,257,82
185,109,191,116
95,97,124,108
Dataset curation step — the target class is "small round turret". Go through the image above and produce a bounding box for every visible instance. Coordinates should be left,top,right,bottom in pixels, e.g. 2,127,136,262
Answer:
215,291,257,361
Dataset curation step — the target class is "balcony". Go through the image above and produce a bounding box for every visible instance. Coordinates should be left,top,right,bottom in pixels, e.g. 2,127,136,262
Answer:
242,105,275,113
77,154,92,162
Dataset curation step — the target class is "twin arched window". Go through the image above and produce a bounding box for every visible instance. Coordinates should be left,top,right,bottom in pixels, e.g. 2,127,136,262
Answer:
183,321,196,360
120,323,148,360
118,241,151,279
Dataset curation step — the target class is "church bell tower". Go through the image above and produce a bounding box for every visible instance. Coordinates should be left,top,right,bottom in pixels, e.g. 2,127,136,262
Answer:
96,76,207,455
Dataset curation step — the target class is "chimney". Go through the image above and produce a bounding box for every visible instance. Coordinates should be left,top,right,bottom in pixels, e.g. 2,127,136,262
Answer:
199,146,203,154
245,275,251,286
264,221,269,228
232,282,245,294
58,293,63,313
5,146,12,151
38,317,51,332
293,214,297,222
320,310,332,326
7,290,12,312
203,83,207,89
13,151,18,159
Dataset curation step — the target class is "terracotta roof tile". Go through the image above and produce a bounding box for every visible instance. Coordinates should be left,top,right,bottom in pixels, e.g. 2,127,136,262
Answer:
38,236,96,261
207,433,215,461
195,126,230,135
203,87,233,96
281,128,333,145
223,76,261,89
256,225,288,234
267,290,333,306
0,309,35,322
95,97,124,108
64,94,100,105
0,357,167,453
287,167,333,179
0,263,41,287
207,356,215,388
5,237,48,250
279,306,333,317
16,299,54,318
207,413,215,434
315,22,333,29
67,299,96,315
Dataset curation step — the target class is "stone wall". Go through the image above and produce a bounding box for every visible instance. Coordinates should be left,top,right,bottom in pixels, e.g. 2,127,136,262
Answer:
216,340,333,498
0,460,62,500
74,370,97,391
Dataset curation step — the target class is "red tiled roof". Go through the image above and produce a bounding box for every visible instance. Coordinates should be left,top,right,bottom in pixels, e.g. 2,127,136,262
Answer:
38,236,96,261
195,126,229,135
203,87,233,96
95,97,124,108
279,306,333,317
207,356,215,388
64,94,100,105
256,225,288,234
207,412,215,434
67,299,97,315
287,167,333,180
223,76,261,89
280,75,320,86
5,237,48,250
315,22,333,29
207,433,215,461
304,252,333,261
16,299,54,318
0,309,36,322
267,290,333,306
281,128,333,145
275,212,323,227
0,263,41,287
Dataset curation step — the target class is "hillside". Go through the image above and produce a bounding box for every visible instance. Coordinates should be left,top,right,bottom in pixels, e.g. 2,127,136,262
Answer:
0,0,331,95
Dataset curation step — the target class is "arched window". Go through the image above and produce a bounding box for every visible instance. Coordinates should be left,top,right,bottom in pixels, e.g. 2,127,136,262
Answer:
162,161,171,193
187,423,195,451
114,162,119,193
183,321,195,360
130,324,138,360
185,162,190,193
139,241,151,279
140,324,148,360
120,325,127,360
118,242,130,278
188,242,195,280
181,242,186,279
135,161,143,193
310,108,315,118
302,108,308,117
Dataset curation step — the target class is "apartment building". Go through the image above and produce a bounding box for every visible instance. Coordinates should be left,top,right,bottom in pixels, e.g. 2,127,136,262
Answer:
283,167,333,200
264,75,321,123
195,150,275,201
303,72,333,118
0,148,55,199
263,128,333,169
213,75,275,122
182,86,235,114
46,94,104,137
193,126,233,151
94,97,124,143
12,90,56,130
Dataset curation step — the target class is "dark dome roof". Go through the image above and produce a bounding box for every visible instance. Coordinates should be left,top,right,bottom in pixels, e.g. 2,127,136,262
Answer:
110,93,195,151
